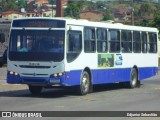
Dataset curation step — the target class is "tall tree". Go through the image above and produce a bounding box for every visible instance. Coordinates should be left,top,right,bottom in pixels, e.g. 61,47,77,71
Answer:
138,3,154,16
151,13,160,31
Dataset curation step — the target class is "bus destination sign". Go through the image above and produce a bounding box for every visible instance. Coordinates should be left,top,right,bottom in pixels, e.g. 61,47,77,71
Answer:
12,19,65,28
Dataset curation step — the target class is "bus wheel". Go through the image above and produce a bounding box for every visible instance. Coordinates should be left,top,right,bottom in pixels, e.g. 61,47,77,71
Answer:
29,85,43,95
128,68,138,88
79,71,90,95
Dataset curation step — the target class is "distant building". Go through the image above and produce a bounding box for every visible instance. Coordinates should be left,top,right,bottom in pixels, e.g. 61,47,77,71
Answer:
113,8,132,24
1,10,25,19
42,9,56,17
80,10,104,21
141,15,154,20
27,0,48,5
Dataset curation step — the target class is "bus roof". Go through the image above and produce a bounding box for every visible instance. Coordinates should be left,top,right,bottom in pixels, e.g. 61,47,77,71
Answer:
12,17,158,33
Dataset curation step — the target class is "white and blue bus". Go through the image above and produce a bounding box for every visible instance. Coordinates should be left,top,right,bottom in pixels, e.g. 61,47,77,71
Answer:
7,18,158,95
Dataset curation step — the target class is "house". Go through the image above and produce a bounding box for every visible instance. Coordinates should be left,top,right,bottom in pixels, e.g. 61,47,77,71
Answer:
80,10,104,21
141,15,154,20
27,0,49,5
113,8,132,24
1,10,25,19
41,7,56,17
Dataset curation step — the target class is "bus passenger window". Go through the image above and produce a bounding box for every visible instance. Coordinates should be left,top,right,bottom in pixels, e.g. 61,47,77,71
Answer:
148,33,157,53
142,32,147,53
67,30,82,63
133,31,141,53
97,28,107,53
109,29,120,53
84,27,96,53
121,30,132,53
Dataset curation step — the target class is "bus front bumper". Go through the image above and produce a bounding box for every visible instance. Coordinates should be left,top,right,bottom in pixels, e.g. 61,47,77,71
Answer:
7,71,65,86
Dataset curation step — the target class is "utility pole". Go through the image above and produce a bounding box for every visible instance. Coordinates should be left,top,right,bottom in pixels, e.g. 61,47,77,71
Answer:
131,0,134,25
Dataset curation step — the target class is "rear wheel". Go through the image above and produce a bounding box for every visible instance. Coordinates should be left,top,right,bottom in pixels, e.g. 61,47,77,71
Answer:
79,71,91,95
128,68,138,88
29,85,43,95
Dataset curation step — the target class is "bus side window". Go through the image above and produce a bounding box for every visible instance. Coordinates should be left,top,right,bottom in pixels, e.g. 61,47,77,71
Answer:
67,30,82,63
97,28,107,53
109,29,120,53
121,30,132,53
84,27,96,52
133,31,141,53
148,33,157,53
142,32,147,53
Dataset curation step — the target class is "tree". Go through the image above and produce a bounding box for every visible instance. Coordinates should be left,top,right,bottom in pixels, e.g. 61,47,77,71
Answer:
64,1,86,18
64,2,80,18
17,0,25,8
102,13,113,21
139,18,150,26
49,0,56,5
138,3,154,16
151,13,160,31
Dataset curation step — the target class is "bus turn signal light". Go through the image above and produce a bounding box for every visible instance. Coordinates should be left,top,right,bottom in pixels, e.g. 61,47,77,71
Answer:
53,72,66,77
9,71,18,76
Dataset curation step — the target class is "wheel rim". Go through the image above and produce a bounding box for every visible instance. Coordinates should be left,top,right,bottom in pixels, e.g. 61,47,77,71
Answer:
131,71,137,86
81,73,89,94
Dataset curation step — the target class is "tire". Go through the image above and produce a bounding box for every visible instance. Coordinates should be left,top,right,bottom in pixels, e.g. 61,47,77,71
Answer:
79,71,91,95
128,68,138,88
29,85,43,95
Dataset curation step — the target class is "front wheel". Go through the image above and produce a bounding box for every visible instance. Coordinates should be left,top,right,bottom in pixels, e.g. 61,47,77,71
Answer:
29,85,43,95
79,71,91,95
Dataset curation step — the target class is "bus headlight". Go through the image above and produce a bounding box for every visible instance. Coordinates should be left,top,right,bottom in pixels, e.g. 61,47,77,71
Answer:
53,72,66,77
54,73,58,77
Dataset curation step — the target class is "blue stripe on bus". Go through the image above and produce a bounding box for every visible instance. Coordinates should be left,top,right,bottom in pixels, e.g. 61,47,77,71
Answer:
64,67,158,85
7,67,158,86
139,67,158,80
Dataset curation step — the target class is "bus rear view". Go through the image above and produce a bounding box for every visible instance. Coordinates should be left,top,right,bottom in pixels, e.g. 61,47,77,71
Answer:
7,18,66,94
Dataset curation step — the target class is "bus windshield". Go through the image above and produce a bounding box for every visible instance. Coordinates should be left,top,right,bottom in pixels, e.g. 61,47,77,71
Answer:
9,30,65,62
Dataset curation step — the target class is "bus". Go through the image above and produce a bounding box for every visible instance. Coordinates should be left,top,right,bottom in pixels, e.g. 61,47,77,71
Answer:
7,17,159,95
0,19,11,67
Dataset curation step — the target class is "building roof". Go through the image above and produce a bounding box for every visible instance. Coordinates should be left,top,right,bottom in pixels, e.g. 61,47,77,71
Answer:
81,10,103,15
2,10,25,15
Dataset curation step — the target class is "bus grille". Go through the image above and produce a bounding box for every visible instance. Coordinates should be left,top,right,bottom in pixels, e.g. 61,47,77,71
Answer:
19,65,51,69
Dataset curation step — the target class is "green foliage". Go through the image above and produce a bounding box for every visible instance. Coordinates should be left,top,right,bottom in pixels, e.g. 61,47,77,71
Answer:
151,13,160,31
138,18,150,26
64,2,86,18
64,3,79,18
103,13,113,21
139,13,160,32
138,3,154,16
17,0,25,8
48,0,56,5
0,0,26,11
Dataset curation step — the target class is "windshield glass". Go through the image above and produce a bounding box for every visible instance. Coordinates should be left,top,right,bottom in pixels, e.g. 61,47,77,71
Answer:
9,30,65,62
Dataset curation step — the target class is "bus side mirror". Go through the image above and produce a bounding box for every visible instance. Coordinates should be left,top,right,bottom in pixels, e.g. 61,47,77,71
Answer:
0,33,5,43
